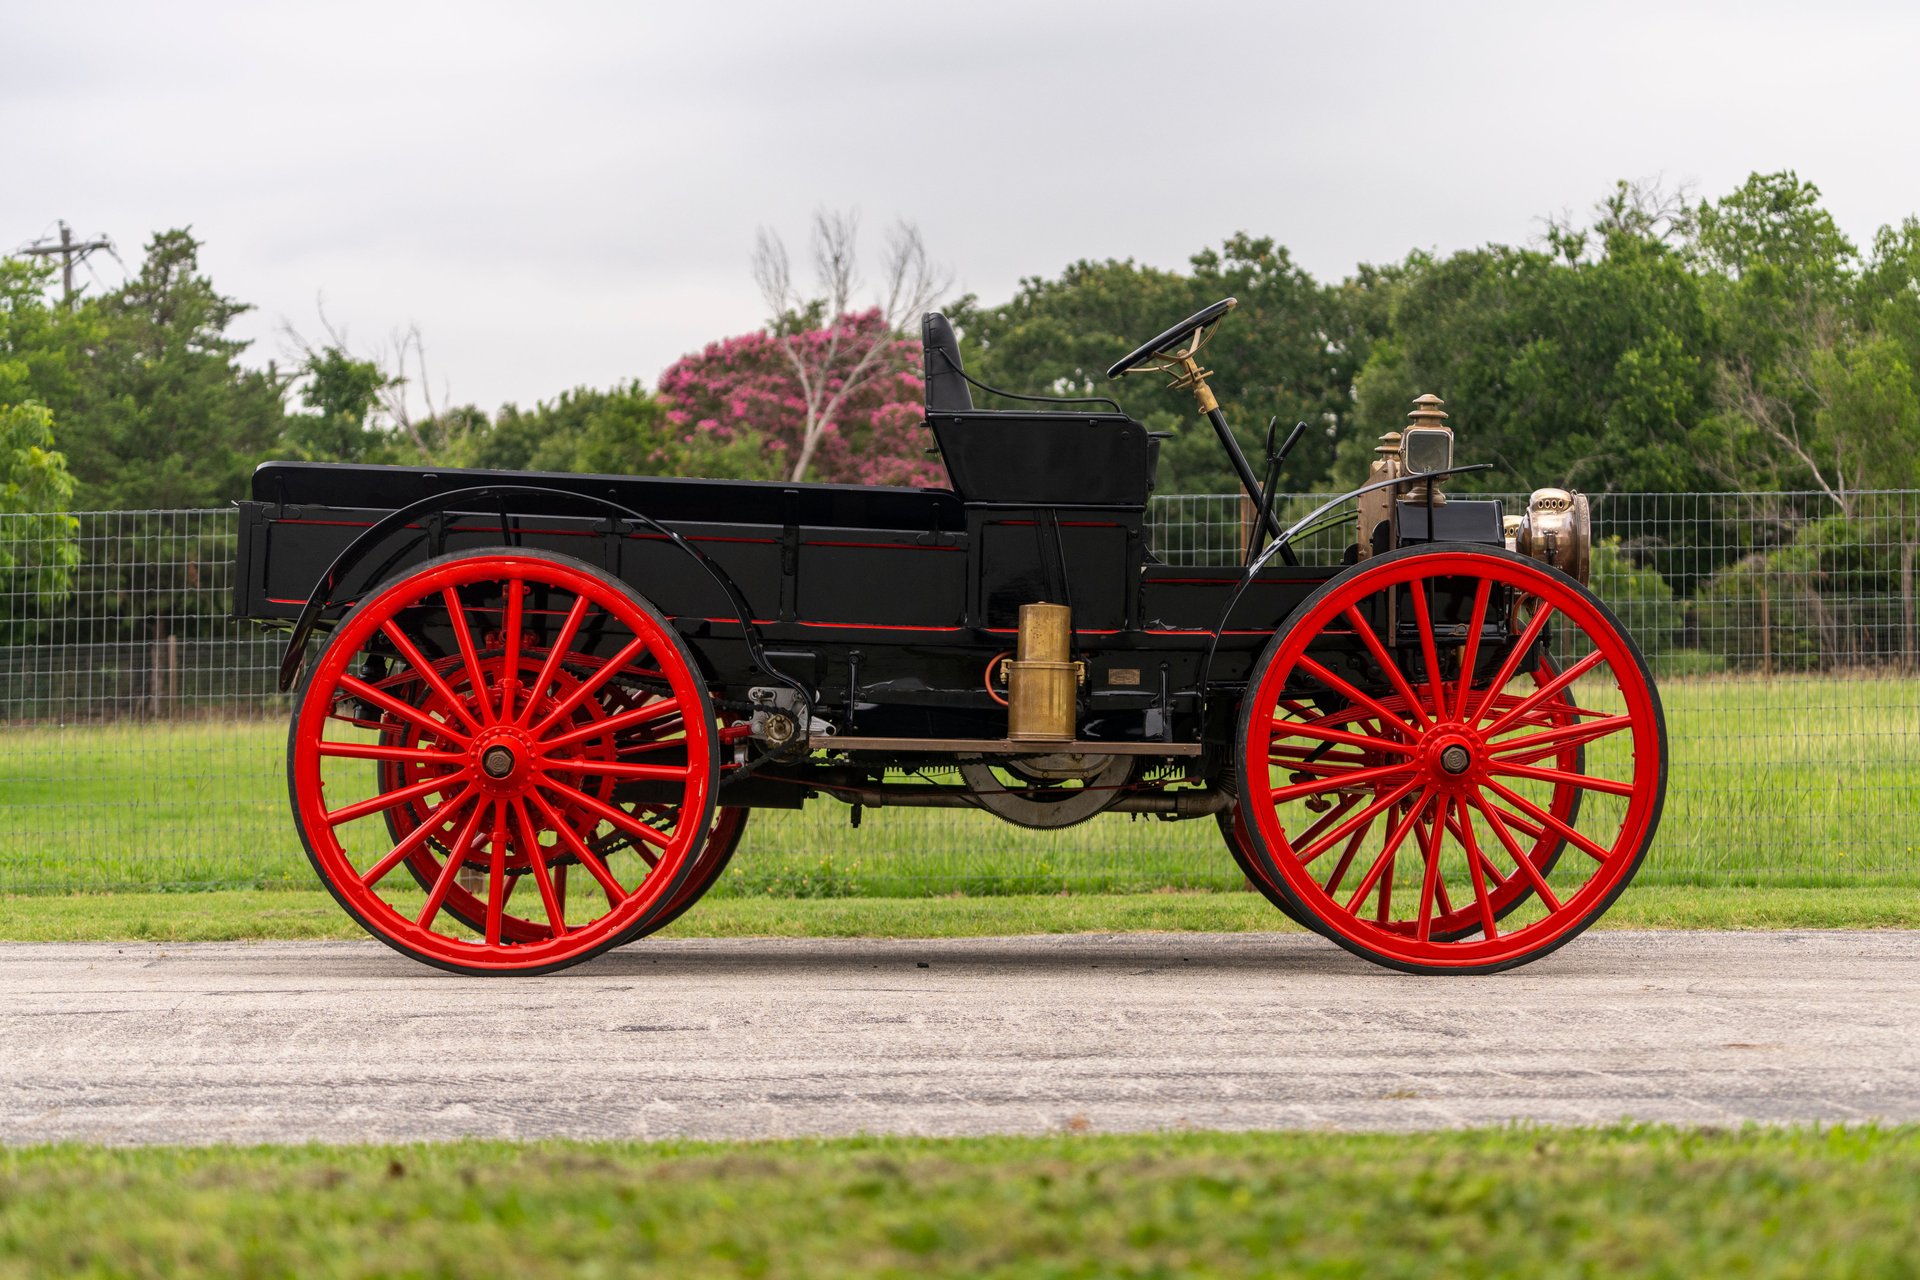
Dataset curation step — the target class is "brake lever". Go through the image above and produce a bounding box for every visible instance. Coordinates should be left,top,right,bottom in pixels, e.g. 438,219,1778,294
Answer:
1268,417,1308,469
1247,418,1311,568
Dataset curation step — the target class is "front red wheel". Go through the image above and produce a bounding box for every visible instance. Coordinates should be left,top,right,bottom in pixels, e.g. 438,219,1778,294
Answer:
287,549,718,975
1236,544,1665,975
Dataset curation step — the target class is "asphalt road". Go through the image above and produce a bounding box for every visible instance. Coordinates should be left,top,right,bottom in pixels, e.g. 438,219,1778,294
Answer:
3,931,1917,1145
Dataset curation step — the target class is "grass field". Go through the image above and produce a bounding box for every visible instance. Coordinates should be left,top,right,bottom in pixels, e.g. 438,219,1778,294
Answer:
2,1126,1917,1277
1,673,1915,898
3,885,1916,943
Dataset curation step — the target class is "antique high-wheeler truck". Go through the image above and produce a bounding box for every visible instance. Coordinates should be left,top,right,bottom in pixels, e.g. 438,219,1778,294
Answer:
236,300,1665,976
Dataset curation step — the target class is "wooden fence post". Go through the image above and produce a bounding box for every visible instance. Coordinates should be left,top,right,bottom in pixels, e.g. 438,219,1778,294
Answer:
1902,541,1916,672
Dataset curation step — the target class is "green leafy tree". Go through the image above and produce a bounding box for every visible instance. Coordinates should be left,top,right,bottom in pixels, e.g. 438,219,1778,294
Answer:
1693,174,1920,512
953,236,1356,493
56,229,287,507
461,381,776,479
1339,206,1718,497
282,346,393,462
0,402,81,634
0,258,83,409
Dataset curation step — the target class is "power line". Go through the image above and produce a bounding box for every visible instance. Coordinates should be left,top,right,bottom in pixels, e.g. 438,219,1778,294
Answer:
19,220,115,309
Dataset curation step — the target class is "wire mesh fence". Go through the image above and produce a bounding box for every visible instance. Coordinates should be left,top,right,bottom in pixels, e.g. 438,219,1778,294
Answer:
2,494,1917,895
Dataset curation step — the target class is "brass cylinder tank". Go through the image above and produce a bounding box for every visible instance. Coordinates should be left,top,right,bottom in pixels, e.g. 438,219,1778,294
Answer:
1006,602,1082,741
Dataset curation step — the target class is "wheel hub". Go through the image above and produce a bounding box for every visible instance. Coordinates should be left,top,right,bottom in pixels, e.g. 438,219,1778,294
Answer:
1421,729,1481,787
471,725,539,794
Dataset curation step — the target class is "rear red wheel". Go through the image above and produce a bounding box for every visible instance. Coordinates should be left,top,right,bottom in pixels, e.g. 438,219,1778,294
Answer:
1217,806,1316,930
1236,544,1664,974
288,549,718,975
624,806,750,939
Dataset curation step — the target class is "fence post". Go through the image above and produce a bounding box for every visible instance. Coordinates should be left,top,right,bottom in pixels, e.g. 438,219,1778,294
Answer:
1903,541,1916,672
1758,574,1772,675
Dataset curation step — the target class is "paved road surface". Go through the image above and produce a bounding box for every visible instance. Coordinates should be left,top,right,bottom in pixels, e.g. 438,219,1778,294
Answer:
3,931,1917,1145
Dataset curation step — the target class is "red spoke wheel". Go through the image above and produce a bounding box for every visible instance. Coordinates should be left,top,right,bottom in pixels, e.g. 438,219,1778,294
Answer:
1216,805,1316,931
371,652,627,944
1236,543,1665,974
288,549,718,975
622,806,750,941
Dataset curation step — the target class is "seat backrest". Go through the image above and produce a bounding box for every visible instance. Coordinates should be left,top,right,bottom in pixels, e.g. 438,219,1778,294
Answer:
922,312,973,413
928,411,1158,507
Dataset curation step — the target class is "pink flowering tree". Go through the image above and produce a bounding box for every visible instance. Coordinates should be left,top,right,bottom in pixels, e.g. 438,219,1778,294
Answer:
657,308,947,487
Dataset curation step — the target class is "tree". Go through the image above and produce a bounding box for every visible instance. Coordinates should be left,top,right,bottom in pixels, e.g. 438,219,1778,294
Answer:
953,237,1368,493
466,381,776,479
658,314,939,487
0,257,82,409
1690,173,1917,514
751,211,945,482
282,345,394,462
1339,224,1718,496
55,229,287,507
0,401,79,621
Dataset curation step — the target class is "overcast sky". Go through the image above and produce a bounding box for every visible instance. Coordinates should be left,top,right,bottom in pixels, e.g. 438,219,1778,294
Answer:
6,0,1918,416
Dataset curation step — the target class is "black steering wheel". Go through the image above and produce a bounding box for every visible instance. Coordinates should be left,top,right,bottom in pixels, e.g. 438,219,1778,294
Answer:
1105,297,1238,379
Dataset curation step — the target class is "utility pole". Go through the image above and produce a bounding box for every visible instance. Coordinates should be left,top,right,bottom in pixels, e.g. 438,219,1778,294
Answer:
19,221,114,308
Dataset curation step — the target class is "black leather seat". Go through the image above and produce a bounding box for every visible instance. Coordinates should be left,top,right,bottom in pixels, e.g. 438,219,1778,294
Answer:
920,312,1159,508
922,312,972,412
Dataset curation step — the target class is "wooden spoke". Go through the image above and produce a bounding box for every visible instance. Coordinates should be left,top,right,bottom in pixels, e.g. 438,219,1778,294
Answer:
1270,760,1418,805
527,789,627,909
1485,714,1635,759
360,788,477,888
484,802,507,946
1408,580,1446,723
1268,718,1419,756
557,760,692,783
1321,817,1376,897
416,796,490,931
519,596,591,726
510,798,569,940
540,697,685,752
439,587,495,726
325,768,472,827
317,741,467,767
1467,790,1563,912
535,774,673,852
1295,775,1425,864
1342,605,1432,730
1342,790,1430,914
1295,654,1422,742
1414,795,1448,942
379,619,483,735
499,577,524,722
1481,649,1607,739
1482,777,1616,864
338,673,470,748
1489,760,1636,797
1466,601,1556,725
1451,577,1493,722
529,635,654,737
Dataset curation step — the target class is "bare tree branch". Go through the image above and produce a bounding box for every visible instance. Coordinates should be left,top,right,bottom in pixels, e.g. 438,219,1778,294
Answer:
753,209,950,482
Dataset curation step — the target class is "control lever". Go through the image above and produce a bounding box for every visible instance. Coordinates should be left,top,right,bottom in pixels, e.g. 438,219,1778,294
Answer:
1246,419,1309,567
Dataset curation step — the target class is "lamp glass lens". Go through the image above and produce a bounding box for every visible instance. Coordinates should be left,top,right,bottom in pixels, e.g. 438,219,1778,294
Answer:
1403,427,1452,474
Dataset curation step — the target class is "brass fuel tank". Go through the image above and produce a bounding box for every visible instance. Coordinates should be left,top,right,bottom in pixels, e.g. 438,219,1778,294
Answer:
1005,602,1084,741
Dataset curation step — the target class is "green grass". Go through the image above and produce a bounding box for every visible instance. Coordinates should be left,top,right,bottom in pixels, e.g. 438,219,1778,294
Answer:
3,884,1916,943
3,1126,1919,1277
1,673,1916,897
